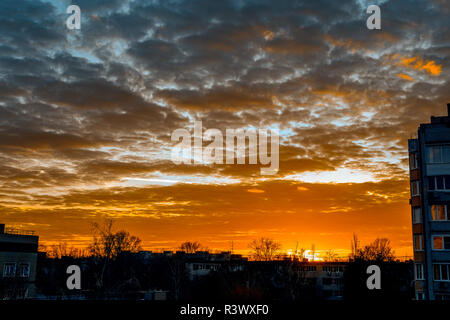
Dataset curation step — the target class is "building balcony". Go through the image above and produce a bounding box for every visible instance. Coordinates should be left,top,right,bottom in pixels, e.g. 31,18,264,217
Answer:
428,191,450,202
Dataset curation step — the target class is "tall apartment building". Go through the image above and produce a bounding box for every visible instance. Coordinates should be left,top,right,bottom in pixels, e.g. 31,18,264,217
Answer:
408,104,450,300
0,223,39,299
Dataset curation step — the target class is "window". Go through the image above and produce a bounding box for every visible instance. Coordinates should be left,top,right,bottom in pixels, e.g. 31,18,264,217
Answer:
446,146,450,163
426,145,450,164
411,181,420,196
433,236,444,250
428,176,450,191
322,278,342,285
323,266,343,273
432,235,450,250
434,264,450,281
416,292,425,300
431,205,448,221
415,264,424,280
412,207,422,224
414,235,423,251
429,177,435,191
3,263,16,277
18,263,30,278
428,177,435,191
410,153,419,169
436,176,445,190
301,266,316,272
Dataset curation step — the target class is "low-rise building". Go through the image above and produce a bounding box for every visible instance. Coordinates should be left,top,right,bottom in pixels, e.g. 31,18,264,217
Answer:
183,251,246,280
0,223,39,299
300,262,346,300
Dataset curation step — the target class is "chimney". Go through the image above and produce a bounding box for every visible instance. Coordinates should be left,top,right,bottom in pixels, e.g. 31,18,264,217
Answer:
0,224,5,234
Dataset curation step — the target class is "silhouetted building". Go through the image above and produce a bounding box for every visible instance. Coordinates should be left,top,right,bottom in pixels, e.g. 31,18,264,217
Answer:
0,223,39,299
143,289,169,300
183,251,246,280
408,104,450,300
302,262,346,300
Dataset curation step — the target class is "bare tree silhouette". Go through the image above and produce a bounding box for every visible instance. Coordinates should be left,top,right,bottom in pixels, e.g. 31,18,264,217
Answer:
325,249,338,261
180,241,201,253
248,237,281,261
88,220,142,290
355,238,395,262
350,233,359,260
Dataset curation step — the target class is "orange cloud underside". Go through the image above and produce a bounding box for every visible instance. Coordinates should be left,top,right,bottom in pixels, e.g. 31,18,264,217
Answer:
392,54,443,75
397,73,415,81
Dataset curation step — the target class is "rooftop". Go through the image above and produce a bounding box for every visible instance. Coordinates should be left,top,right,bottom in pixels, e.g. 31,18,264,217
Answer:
430,103,450,124
0,223,36,236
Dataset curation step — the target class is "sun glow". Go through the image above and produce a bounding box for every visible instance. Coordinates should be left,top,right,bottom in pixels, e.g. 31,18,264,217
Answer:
287,249,324,261
285,167,376,184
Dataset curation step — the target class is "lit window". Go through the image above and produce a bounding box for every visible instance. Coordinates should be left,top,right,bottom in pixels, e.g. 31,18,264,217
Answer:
432,235,450,250
414,235,423,251
431,205,447,221
412,207,422,224
415,264,424,280
433,236,444,250
3,263,16,277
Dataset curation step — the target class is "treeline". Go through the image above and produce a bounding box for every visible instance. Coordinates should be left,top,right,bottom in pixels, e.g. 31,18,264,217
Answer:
34,222,413,301
41,225,401,263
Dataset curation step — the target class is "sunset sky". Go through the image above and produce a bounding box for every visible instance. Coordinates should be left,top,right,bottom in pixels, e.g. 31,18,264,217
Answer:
0,0,448,257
